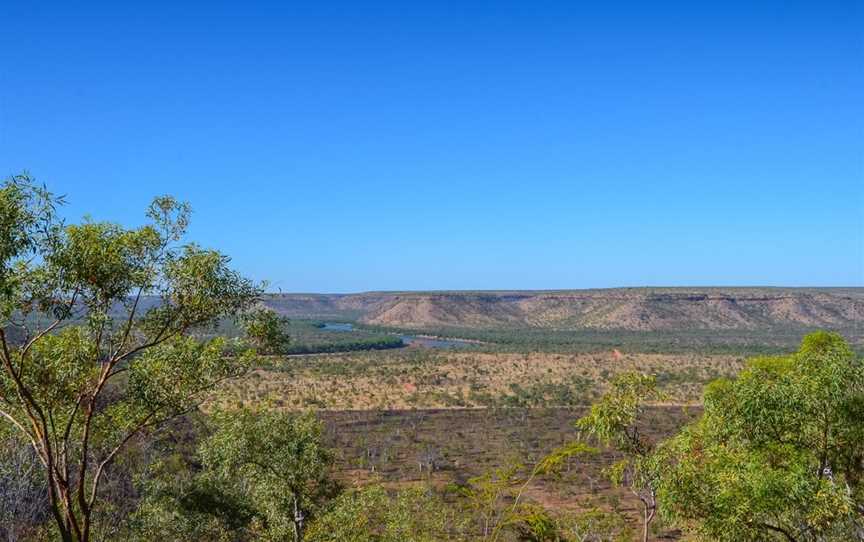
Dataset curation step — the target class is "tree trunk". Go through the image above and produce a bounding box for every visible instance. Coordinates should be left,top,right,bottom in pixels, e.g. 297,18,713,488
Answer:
640,498,655,542
48,490,74,542
639,489,657,542
642,505,649,542
293,496,304,542
49,484,89,542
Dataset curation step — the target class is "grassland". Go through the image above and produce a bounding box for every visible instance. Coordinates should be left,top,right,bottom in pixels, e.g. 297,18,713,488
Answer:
215,348,743,410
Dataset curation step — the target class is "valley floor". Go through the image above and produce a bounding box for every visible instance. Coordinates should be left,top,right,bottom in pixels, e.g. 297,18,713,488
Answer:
216,349,744,410
208,348,743,539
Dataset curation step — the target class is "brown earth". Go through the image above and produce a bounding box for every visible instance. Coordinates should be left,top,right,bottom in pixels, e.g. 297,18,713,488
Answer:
319,407,696,540
262,287,864,332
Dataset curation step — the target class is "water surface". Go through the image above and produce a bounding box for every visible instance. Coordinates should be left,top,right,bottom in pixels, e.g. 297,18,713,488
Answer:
320,322,473,349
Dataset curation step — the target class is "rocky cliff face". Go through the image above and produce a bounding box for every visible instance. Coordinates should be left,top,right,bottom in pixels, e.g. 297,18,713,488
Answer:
263,288,864,332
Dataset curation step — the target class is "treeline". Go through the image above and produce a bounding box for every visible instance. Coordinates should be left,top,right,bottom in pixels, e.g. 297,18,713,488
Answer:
208,315,406,355
357,322,864,355
283,335,404,355
281,319,405,354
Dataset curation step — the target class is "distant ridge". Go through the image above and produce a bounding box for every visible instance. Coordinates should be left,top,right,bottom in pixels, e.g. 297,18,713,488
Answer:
261,287,864,333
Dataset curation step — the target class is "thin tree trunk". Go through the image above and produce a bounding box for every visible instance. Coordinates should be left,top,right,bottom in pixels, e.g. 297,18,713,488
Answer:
293,496,304,542
46,473,73,542
642,505,649,542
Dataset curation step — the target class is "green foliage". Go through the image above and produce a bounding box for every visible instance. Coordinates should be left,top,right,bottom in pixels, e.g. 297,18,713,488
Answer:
0,174,260,542
128,472,256,542
131,409,337,542
240,307,291,355
552,506,634,542
575,373,664,508
567,373,665,542
306,484,466,542
453,452,635,542
127,336,253,414
576,373,662,456
456,460,526,539
201,409,337,541
283,334,404,355
455,458,579,542
536,441,599,478
656,331,864,541
510,503,559,541
217,317,404,355
357,322,847,355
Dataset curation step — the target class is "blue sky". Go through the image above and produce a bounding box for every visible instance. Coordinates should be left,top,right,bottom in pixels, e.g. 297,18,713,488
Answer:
1,1,862,292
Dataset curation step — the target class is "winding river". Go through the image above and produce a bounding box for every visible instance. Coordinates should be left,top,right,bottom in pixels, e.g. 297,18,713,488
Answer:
320,322,475,349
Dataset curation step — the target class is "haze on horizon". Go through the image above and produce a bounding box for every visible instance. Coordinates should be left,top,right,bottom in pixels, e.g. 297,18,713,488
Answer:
1,1,862,292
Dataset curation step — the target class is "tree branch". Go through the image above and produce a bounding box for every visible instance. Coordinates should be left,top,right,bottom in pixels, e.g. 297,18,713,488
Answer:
19,288,80,371
87,411,158,509
112,308,182,366
0,408,46,467
761,522,798,542
110,286,144,360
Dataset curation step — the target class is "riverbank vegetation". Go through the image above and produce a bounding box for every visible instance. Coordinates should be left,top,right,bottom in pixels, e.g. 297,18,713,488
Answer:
218,317,406,355
357,323,864,356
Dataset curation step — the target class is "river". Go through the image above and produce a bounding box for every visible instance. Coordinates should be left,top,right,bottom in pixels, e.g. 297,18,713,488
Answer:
320,322,474,349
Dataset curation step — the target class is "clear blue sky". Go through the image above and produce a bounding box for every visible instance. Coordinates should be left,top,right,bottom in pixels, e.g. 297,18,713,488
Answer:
1,1,862,292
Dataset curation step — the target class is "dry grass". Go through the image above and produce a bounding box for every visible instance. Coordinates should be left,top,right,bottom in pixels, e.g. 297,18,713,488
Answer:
212,348,744,411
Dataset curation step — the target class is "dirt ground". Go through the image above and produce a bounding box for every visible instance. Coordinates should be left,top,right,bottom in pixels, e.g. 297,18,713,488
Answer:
318,407,697,540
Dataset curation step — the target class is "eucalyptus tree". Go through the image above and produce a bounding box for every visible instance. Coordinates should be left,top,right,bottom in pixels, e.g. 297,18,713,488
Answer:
0,174,260,542
239,307,291,355
656,331,864,541
132,409,337,542
305,484,465,542
541,372,663,542
200,409,337,542
573,373,664,542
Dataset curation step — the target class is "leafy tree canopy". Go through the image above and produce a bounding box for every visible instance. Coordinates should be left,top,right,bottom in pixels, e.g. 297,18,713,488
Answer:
656,331,864,542
131,409,336,542
239,307,291,355
306,484,465,542
0,174,260,542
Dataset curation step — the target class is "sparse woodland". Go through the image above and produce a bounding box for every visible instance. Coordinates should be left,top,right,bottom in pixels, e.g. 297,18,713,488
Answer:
1,177,862,541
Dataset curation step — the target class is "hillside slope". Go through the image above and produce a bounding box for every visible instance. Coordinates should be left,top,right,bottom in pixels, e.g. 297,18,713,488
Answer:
263,288,864,333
